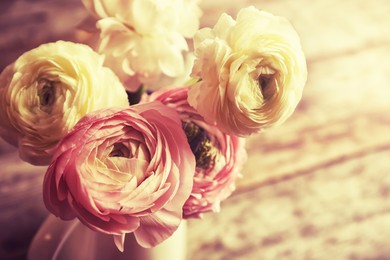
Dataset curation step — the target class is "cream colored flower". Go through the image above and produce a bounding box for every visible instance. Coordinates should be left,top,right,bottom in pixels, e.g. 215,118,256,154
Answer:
81,0,202,91
188,6,307,136
0,41,129,165
97,18,191,91
82,0,201,36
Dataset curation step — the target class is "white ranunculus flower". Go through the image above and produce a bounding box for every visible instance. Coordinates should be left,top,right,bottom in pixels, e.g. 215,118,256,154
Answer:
0,41,129,165
97,18,193,91
81,0,202,91
188,6,307,137
82,0,201,36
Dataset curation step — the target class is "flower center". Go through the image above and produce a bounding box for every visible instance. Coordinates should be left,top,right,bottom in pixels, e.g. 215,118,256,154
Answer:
37,79,56,112
258,73,276,100
109,143,131,158
182,121,218,170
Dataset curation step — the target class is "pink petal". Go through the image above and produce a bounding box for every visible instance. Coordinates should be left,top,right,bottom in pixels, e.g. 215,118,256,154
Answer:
134,208,182,248
113,234,125,252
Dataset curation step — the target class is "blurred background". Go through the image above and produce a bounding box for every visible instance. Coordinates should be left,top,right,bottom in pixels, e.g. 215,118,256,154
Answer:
1,0,390,259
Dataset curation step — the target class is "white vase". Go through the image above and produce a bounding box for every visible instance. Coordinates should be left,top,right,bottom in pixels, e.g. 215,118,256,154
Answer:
28,215,187,260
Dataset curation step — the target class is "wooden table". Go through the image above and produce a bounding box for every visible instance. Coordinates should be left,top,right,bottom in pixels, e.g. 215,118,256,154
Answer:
1,0,390,259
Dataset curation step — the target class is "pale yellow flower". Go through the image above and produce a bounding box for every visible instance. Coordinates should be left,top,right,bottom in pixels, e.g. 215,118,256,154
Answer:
0,41,129,165
188,6,307,136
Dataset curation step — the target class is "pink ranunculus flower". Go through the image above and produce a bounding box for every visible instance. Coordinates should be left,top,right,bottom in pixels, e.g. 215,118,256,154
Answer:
43,102,195,250
144,86,247,218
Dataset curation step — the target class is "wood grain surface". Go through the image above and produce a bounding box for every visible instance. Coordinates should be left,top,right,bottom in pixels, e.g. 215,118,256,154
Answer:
1,0,390,259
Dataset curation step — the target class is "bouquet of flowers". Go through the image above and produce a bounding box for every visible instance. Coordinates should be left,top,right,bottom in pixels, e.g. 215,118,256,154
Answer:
0,0,306,258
